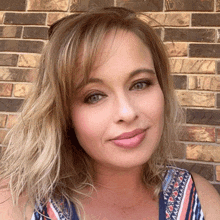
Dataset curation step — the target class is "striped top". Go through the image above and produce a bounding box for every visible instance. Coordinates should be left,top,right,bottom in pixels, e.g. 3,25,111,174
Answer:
32,167,204,220
159,168,204,220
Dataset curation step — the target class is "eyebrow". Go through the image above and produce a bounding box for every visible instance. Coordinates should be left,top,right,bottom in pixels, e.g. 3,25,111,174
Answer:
76,68,156,91
87,68,156,84
128,68,156,79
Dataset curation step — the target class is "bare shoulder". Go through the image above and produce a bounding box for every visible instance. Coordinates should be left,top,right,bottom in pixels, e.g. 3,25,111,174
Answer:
191,172,220,220
0,179,33,220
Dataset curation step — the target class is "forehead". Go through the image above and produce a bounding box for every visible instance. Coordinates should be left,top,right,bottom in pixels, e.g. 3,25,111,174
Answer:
75,30,155,91
89,30,155,78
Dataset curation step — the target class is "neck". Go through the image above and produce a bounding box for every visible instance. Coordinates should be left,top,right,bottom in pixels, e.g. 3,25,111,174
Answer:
81,165,156,208
94,163,145,192
79,163,159,219
84,163,155,208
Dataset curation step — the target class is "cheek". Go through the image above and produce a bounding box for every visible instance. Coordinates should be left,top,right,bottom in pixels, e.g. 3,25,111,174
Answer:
71,105,110,148
153,90,165,138
138,87,165,122
154,90,165,121
152,90,165,128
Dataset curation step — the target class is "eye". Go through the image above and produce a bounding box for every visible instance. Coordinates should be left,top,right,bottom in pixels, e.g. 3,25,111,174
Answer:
130,80,152,91
84,93,106,104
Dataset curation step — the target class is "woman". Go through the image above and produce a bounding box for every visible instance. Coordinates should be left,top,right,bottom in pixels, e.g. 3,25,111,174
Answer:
0,7,220,220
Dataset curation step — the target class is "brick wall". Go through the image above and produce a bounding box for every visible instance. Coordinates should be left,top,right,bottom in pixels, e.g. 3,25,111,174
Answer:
0,0,220,192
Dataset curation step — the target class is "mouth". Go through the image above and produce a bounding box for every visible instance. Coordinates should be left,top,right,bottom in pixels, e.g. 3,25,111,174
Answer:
111,129,146,149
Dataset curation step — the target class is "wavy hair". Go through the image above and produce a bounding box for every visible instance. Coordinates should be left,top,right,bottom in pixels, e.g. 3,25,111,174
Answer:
0,7,183,219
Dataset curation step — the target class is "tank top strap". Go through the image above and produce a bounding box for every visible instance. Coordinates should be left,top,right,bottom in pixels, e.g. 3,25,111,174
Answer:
32,198,79,220
160,167,205,220
159,190,166,220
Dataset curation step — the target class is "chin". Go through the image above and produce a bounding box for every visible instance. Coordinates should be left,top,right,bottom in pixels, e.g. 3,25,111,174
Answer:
95,154,152,171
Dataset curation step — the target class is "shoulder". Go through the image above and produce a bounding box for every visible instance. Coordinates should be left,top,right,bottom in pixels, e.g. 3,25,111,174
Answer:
191,172,220,219
0,179,33,220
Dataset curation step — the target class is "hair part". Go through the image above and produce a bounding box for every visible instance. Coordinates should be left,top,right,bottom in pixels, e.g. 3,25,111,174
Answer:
0,7,183,219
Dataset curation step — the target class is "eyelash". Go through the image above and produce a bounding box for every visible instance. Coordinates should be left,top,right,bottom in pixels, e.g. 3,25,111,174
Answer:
84,92,106,104
84,79,153,104
130,79,152,91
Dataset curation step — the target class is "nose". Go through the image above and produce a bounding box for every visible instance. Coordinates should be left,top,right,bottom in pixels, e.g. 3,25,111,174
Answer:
113,93,138,124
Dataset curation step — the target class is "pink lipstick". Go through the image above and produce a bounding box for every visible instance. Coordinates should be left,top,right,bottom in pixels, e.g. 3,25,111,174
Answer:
111,129,146,149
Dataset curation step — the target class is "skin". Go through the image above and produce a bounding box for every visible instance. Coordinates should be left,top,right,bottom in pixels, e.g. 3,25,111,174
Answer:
71,30,164,219
192,173,220,219
0,30,220,219
71,30,164,171
71,30,220,219
0,180,33,220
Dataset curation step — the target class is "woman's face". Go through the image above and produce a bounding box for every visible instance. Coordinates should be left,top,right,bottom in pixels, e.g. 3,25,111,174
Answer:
71,30,164,170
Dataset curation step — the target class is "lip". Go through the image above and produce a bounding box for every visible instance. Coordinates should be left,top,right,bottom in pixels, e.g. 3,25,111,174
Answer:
111,129,146,149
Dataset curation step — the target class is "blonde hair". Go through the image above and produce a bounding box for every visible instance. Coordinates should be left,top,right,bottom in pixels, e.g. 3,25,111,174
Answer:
0,7,183,218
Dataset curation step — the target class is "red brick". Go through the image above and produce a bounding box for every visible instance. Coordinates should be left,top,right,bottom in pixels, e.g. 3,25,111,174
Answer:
0,40,44,53
189,44,220,58
0,129,8,144
170,59,215,74
0,54,18,66
186,109,220,125
173,75,187,89
165,0,214,11
216,166,220,181
180,126,215,142
217,93,220,108
23,27,48,40
0,83,12,97
70,0,114,11
13,84,32,97
217,61,220,74
217,0,220,11
0,98,23,112
4,13,46,25
0,12,4,24
188,76,220,91
192,13,220,26
164,28,215,42
0,26,22,38
47,13,68,26
28,0,68,11
170,143,185,159
154,28,162,38
176,90,215,107
217,129,220,144
187,144,220,162
0,68,36,82
165,42,187,57
140,13,190,27
0,114,7,128
116,0,163,12
6,114,18,129
0,0,26,11
18,54,41,68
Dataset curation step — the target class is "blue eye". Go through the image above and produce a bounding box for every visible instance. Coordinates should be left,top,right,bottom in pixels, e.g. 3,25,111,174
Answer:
131,80,152,91
84,93,105,104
